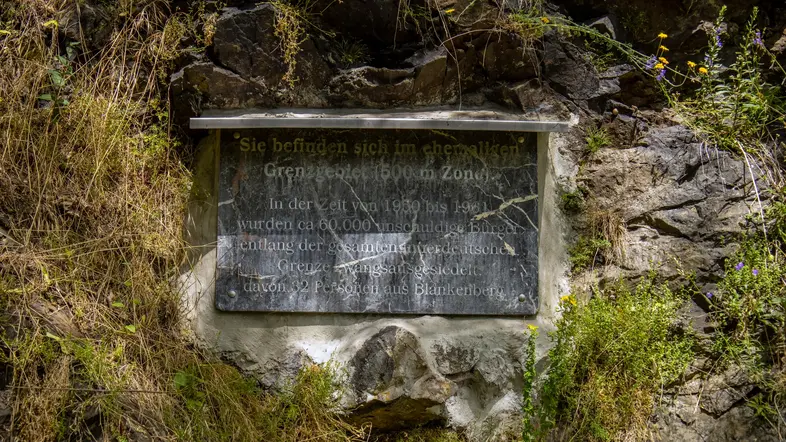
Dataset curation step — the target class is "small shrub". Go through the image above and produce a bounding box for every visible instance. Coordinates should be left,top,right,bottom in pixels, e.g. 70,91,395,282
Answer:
652,7,785,157
714,239,785,344
560,189,585,213
709,234,786,423
335,38,370,68
536,280,694,441
271,0,334,86
271,0,309,86
585,126,611,154
568,235,610,272
587,208,627,264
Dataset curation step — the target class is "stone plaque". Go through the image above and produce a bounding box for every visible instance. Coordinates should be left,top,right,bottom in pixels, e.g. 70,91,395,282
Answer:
216,128,538,315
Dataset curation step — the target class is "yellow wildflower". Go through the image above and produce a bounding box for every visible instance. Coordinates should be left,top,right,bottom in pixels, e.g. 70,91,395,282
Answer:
560,295,577,306
687,61,697,68
541,17,550,24
659,45,669,52
698,67,708,74
654,63,665,69
444,8,455,14
658,57,669,64
527,324,539,332
658,32,668,39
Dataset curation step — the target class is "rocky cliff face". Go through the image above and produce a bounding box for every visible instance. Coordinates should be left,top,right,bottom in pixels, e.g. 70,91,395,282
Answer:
163,0,786,440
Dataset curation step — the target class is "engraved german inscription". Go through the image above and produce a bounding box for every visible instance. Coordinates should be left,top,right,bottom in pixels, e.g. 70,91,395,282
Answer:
216,128,538,315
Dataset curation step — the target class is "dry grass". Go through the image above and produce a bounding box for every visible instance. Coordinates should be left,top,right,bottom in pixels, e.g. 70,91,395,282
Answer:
0,2,370,441
586,207,627,264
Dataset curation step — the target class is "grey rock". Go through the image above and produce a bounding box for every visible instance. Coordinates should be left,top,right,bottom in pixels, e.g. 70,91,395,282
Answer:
315,0,422,45
350,326,399,396
475,33,539,82
614,69,664,108
341,325,531,436
212,5,330,88
433,343,480,376
654,393,780,442
584,15,620,40
328,46,477,106
408,47,449,102
580,124,766,285
486,81,572,120
170,62,273,124
58,3,113,50
542,34,600,102
697,367,756,416
348,326,454,430
328,66,416,106
258,350,313,391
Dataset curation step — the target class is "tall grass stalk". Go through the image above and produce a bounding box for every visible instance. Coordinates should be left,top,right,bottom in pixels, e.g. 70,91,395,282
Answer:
0,3,367,441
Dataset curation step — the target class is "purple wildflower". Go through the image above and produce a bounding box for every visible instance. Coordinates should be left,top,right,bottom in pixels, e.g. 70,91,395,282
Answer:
715,34,723,48
753,269,759,276
645,56,657,70
706,292,714,299
735,262,744,271
656,69,666,81
754,31,763,47
704,55,714,67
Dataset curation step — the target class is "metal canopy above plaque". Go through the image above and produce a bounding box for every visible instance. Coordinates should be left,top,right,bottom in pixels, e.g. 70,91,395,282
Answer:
193,110,568,315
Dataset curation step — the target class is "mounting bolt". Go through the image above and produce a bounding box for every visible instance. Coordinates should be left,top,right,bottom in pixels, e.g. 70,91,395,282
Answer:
228,290,237,298
518,294,526,303
517,136,525,143
233,132,241,139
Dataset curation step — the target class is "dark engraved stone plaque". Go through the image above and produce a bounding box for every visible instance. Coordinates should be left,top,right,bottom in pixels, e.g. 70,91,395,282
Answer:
216,128,538,315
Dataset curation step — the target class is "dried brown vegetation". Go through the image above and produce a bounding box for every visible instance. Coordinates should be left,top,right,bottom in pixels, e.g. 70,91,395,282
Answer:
0,2,374,441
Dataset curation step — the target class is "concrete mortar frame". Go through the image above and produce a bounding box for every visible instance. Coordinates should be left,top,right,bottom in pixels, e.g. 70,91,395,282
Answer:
180,108,573,400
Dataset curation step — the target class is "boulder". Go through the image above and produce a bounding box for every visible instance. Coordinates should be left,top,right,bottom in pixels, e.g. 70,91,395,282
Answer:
584,15,621,40
170,62,273,124
340,324,535,437
327,46,479,106
315,0,424,45
211,5,331,88
542,33,600,103
579,124,767,287
475,33,539,82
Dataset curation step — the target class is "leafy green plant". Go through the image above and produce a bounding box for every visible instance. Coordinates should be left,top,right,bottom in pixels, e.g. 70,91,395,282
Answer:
271,0,337,86
707,226,786,431
713,239,785,344
560,189,585,213
335,38,370,68
655,7,785,156
535,280,694,441
568,235,611,272
585,127,611,154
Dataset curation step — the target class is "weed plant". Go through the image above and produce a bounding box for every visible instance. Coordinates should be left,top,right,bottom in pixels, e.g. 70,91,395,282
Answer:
708,203,786,432
533,281,694,441
585,126,611,154
657,7,785,165
567,235,610,272
270,0,338,86
0,2,367,441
